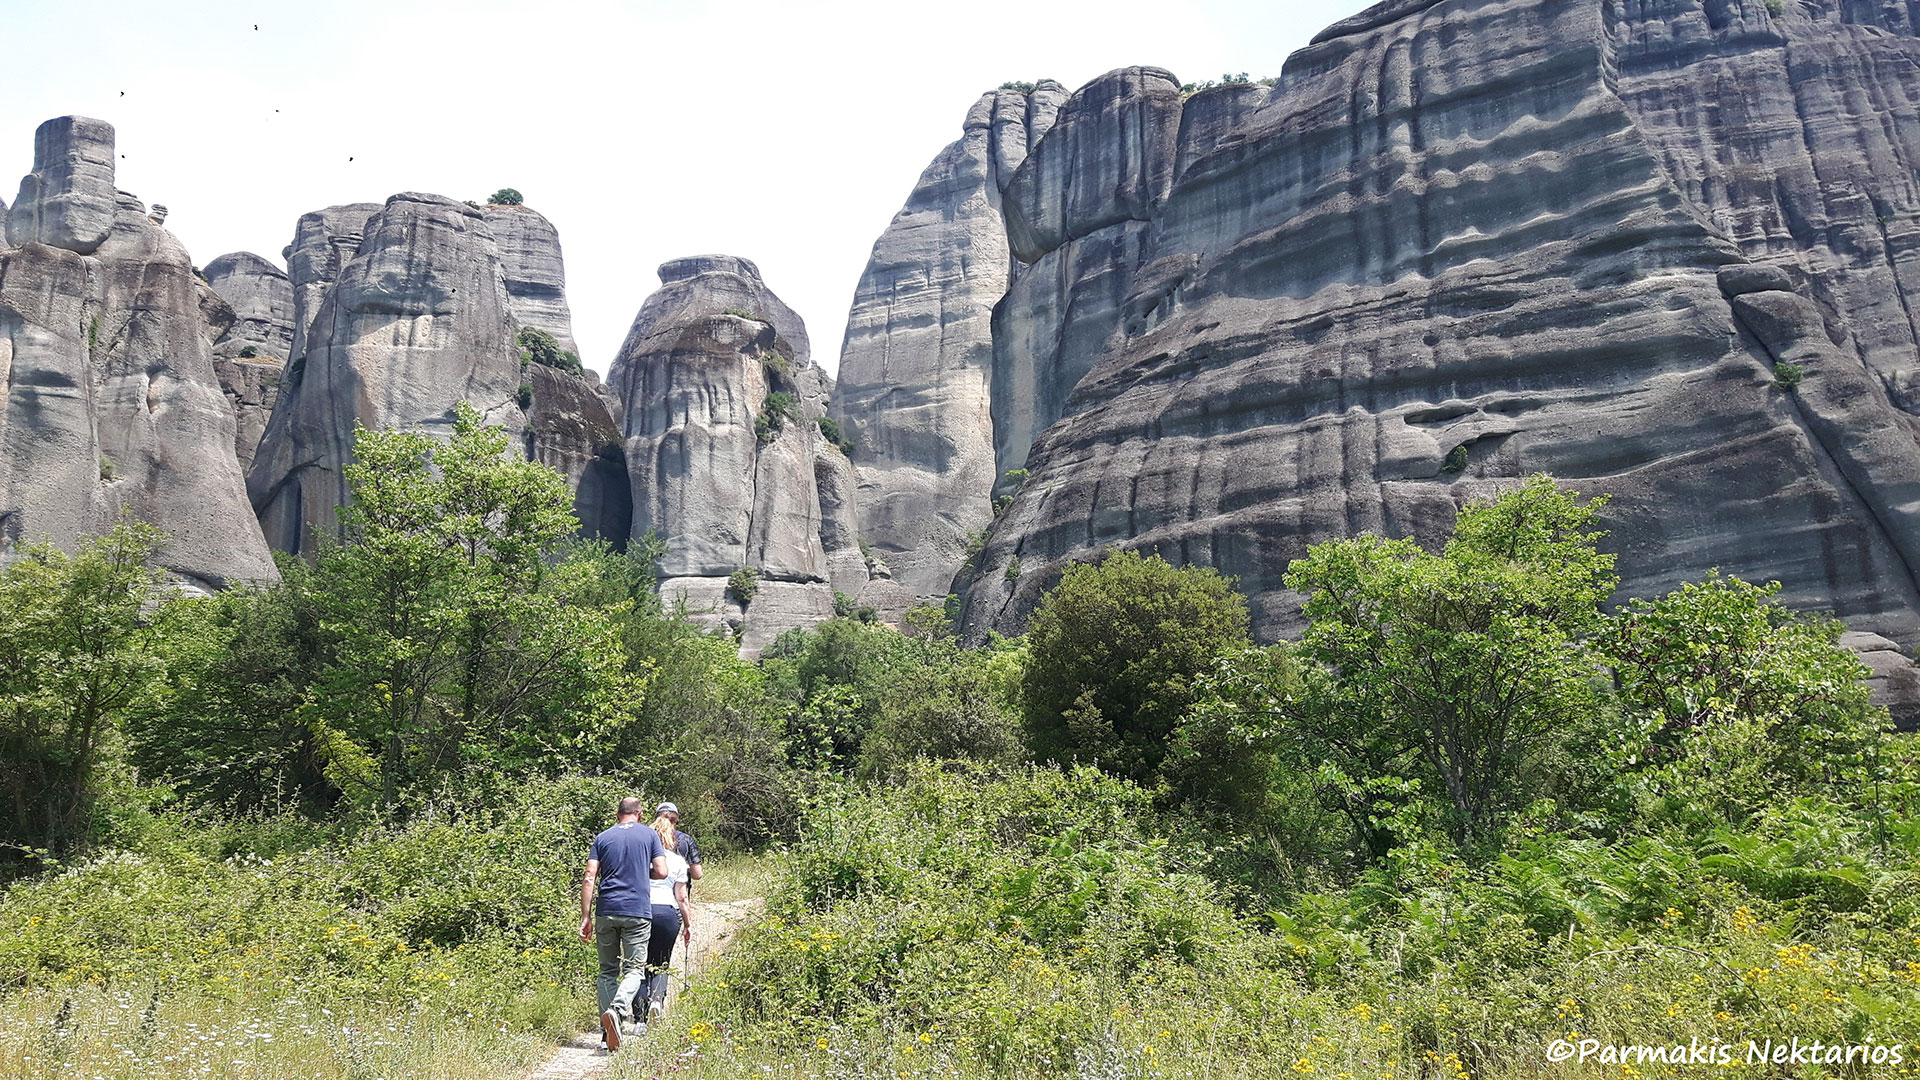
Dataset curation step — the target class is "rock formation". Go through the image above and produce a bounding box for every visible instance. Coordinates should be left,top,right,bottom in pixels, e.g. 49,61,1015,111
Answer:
483,204,580,359
610,256,861,655
830,82,1067,612
249,192,625,552
204,251,295,470
0,116,276,588
886,0,1920,655
249,193,527,553
206,251,294,360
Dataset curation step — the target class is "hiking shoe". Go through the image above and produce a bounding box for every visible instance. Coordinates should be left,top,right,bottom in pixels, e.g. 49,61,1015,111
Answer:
633,1018,649,1039
647,999,663,1021
600,1008,622,1052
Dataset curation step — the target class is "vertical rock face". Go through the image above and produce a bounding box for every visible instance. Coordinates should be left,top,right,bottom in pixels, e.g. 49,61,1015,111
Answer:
610,256,853,655
250,192,626,556
5,117,116,255
0,116,275,587
250,193,529,553
830,82,1066,612
205,252,295,470
1612,0,1920,398
206,252,294,360
936,1,1920,649
284,203,381,367
524,361,630,545
483,204,580,359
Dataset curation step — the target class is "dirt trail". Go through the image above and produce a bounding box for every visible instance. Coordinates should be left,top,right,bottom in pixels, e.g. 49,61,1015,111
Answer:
520,897,764,1079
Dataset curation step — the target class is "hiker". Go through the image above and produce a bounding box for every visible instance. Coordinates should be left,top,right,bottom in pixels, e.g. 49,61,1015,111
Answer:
580,796,666,1051
656,800,704,889
639,809,695,1020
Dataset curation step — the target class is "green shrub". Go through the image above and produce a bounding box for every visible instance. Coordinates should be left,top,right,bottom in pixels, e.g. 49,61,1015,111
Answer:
1442,443,1470,472
1018,549,1251,787
487,188,523,205
1765,0,1783,15
998,80,1037,92
727,566,760,605
516,382,533,409
756,391,798,443
516,326,581,375
721,308,760,320
1004,554,1021,582
760,349,791,380
1774,361,1805,389
237,345,258,359
816,415,854,455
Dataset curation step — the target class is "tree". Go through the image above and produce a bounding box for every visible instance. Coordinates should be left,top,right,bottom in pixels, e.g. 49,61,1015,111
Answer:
1280,475,1617,845
1019,549,1252,786
0,522,173,857
304,402,641,808
488,188,524,205
1604,572,1885,822
129,564,336,815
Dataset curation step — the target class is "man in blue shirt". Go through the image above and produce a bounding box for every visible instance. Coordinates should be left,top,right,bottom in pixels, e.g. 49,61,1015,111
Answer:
580,797,666,1050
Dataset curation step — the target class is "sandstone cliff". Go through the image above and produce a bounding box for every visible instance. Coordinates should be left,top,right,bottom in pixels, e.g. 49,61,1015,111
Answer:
920,0,1920,652
830,82,1067,612
205,251,294,470
610,256,859,655
249,192,626,552
0,116,276,588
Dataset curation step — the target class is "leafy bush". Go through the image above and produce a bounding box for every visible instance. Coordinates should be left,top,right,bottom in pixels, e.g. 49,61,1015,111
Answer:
1278,476,1615,845
1019,549,1251,787
0,776,629,1027
487,188,523,205
727,566,760,605
1442,443,1470,472
237,345,258,358
517,382,533,409
756,391,798,443
816,415,854,455
0,522,171,860
516,326,581,375
1774,361,1805,388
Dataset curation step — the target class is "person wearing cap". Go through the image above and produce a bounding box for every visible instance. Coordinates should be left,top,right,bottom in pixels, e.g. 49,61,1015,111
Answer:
580,796,667,1051
655,801,704,888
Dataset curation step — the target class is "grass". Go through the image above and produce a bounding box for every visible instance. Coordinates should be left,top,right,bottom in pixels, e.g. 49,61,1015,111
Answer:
690,852,781,905
0,983,554,1080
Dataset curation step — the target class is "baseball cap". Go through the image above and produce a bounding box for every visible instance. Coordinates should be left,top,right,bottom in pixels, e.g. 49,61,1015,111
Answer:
656,801,679,816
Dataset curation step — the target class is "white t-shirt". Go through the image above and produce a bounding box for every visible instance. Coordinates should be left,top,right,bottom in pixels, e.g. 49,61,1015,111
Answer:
650,849,689,907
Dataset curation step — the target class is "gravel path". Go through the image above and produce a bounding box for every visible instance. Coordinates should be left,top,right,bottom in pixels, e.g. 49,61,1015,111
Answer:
519,897,764,1079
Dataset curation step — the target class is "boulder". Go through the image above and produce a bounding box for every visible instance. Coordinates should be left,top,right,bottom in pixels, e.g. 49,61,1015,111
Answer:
205,251,294,360
483,203,581,360
249,193,526,553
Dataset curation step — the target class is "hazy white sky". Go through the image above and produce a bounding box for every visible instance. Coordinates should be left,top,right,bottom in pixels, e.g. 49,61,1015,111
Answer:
0,0,1375,377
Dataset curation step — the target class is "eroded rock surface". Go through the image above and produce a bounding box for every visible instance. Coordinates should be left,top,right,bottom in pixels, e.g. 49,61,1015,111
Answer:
249,193,529,552
610,256,850,655
484,204,581,359
831,83,1065,612
1,117,275,587
251,191,624,556
940,1,1920,652
206,251,294,361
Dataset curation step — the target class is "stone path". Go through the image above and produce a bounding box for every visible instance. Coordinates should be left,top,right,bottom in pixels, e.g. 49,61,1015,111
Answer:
519,897,764,1080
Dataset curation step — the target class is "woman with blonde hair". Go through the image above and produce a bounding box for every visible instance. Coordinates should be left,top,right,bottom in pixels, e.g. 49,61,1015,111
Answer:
639,808,694,1020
